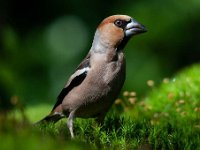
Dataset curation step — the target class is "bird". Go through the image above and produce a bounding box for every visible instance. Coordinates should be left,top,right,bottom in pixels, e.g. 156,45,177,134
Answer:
37,15,147,138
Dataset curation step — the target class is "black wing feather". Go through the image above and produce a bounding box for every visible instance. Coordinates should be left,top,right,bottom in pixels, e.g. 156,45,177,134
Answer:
52,72,87,110
51,55,90,111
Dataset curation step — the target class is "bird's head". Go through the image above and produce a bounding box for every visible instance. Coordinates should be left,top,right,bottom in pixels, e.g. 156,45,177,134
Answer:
92,15,147,52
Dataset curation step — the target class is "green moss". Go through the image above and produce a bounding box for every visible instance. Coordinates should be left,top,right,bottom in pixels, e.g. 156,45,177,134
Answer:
145,64,200,122
1,64,200,149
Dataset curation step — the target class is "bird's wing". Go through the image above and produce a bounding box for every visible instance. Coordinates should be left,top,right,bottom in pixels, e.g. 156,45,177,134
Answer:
51,53,91,111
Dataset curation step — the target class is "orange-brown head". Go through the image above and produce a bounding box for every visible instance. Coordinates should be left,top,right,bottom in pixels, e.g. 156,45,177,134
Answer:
92,15,147,51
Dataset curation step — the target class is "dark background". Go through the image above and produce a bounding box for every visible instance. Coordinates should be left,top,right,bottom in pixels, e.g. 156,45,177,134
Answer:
1,0,200,108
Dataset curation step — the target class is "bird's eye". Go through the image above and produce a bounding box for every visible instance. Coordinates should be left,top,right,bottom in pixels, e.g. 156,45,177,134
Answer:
114,19,126,28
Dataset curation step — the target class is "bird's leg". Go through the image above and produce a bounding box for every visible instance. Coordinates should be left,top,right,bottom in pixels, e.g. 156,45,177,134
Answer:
67,110,76,138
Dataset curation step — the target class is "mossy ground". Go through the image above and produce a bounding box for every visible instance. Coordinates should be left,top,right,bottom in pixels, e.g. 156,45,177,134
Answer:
1,64,200,150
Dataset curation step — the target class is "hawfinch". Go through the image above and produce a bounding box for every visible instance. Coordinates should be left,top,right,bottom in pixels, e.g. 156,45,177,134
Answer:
37,15,147,138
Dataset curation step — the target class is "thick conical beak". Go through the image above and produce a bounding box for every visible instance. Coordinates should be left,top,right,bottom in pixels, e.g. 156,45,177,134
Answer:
125,19,147,37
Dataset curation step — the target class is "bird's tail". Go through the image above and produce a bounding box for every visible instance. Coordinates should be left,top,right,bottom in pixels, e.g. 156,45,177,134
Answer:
34,112,64,125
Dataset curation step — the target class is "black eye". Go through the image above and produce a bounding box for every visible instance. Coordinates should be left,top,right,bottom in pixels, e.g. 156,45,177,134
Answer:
114,19,126,28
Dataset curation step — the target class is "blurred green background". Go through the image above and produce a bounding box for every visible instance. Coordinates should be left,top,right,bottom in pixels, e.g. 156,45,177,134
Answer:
1,0,200,109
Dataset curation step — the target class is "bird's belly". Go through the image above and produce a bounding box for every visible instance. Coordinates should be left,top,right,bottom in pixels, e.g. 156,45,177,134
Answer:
62,82,117,118
74,84,121,118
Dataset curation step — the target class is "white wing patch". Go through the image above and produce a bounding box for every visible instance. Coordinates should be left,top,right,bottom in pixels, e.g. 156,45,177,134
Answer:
71,67,90,78
65,67,90,88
